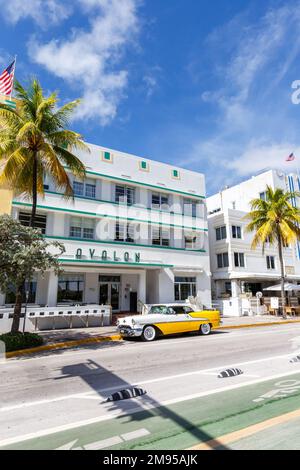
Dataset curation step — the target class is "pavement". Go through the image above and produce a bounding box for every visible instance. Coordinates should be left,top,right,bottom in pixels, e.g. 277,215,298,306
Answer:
1,322,300,450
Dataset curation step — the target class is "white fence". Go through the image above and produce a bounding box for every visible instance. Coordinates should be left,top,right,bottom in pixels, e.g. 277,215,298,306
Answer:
0,305,112,333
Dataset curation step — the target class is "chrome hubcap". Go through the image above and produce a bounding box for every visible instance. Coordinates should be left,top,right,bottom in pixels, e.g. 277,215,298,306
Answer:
201,324,210,334
144,326,155,340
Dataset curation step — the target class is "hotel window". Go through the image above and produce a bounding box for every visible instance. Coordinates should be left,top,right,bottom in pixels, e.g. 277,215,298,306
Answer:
234,252,245,268
152,226,170,246
266,255,276,270
73,179,96,199
232,225,242,239
5,279,37,305
174,277,197,301
115,185,135,206
57,274,84,303
216,225,227,241
183,198,198,217
69,217,95,239
18,212,47,234
152,192,169,210
259,191,267,201
139,160,149,171
102,151,113,162
115,222,138,243
217,253,229,269
184,232,198,249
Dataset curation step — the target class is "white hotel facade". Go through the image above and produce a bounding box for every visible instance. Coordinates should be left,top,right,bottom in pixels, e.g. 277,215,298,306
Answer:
0,143,211,312
207,169,300,315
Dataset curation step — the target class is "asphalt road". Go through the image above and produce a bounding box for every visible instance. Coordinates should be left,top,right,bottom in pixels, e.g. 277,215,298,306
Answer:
1,323,300,450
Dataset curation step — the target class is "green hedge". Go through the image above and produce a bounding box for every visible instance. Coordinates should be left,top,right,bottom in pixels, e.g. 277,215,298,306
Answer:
0,332,44,352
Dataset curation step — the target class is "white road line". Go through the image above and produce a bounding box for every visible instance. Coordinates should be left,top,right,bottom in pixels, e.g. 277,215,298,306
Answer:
1,368,300,449
121,428,150,441
1,351,298,412
83,436,122,450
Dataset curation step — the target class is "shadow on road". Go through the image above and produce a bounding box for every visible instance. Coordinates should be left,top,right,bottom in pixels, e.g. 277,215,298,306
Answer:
56,358,228,450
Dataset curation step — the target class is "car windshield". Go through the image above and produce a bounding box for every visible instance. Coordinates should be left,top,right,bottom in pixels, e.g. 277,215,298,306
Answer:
149,305,193,315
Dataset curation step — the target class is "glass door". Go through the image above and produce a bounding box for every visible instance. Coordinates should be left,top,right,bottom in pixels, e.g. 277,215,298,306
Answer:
99,282,120,311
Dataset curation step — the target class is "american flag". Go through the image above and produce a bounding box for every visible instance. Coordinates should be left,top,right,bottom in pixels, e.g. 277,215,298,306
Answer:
0,60,16,97
286,153,295,162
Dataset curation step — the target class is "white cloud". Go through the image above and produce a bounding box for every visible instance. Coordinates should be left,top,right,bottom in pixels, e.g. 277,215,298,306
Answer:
29,0,140,125
0,0,71,26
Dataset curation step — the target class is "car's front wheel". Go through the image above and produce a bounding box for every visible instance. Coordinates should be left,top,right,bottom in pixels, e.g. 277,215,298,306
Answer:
142,325,157,342
199,323,211,335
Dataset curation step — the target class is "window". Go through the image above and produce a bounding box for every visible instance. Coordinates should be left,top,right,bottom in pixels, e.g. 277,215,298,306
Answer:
115,222,137,243
102,151,113,162
266,255,276,270
232,225,242,239
217,253,229,268
139,161,149,171
70,217,94,239
184,232,198,249
115,185,135,206
152,226,170,246
73,179,96,199
57,274,84,303
225,281,232,295
18,212,47,234
234,252,245,268
172,169,180,179
5,279,37,305
216,225,227,241
174,277,197,301
152,192,169,210
260,191,267,201
183,198,198,217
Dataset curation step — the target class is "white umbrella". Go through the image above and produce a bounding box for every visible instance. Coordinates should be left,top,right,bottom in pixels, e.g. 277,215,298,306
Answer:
263,282,300,292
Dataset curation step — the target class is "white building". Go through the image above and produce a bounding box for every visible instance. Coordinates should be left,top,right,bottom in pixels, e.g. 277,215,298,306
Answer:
0,143,211,314
207,169,300,316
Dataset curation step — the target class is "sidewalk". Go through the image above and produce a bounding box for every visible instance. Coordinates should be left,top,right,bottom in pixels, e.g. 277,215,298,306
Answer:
39,314,300,345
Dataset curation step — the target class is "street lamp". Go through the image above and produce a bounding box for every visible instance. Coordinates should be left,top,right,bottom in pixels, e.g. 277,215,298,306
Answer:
23,281,30,333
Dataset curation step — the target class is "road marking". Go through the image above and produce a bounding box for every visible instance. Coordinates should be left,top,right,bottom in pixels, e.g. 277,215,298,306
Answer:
1,368,300,449
83,436,122,450
56,429,150,451
1,351,298,412
187,408,300,450
121,428,150,441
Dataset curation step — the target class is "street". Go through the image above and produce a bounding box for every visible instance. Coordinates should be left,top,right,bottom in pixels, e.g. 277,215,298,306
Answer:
1,323,300,450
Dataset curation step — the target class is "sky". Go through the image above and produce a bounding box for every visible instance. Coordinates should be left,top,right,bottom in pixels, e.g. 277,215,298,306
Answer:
1,0,300,195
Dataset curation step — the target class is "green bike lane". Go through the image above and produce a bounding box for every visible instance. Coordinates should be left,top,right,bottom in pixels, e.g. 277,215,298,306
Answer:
1,372,300,450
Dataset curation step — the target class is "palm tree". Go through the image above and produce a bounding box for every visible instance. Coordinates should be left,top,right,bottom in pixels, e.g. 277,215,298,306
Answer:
0,79,88,227
245,185,300,318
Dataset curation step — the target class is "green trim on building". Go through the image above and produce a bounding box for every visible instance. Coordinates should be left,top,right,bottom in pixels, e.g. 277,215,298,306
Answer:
45,235,206,253
59,258,174,268
43,189,206,219
12,201,208,232
63,166,206,200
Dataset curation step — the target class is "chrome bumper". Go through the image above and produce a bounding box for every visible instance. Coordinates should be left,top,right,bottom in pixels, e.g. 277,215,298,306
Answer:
117,325,143,337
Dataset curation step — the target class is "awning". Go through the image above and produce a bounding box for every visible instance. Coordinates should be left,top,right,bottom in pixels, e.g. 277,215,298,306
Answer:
263,282,300,292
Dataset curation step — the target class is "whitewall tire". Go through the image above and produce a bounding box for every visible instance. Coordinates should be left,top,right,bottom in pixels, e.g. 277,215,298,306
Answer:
142,325,157,342
200,323,211,336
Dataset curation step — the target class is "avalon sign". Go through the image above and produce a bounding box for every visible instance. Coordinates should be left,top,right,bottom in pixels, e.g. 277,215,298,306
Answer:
75,248,141,263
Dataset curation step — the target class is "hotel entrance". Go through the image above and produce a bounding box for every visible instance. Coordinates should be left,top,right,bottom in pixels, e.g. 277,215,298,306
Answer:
99,275,121,311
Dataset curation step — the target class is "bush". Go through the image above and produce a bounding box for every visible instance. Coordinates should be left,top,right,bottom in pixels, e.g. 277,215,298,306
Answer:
0,332,44,352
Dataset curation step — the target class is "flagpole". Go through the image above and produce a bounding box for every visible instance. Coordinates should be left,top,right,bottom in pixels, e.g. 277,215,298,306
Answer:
9,55,17,101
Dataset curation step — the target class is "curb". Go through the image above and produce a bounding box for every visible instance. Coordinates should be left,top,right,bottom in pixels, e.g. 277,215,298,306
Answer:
5,318,300,358
5,334,122,358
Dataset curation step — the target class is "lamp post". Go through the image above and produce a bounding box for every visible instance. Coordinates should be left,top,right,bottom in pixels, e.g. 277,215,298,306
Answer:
23,282,30,333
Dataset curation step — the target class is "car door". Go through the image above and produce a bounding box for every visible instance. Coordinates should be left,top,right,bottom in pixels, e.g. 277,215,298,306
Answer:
169,306,193,333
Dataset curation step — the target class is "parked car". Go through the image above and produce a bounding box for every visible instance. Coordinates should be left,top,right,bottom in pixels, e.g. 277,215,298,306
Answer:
117,303,221,341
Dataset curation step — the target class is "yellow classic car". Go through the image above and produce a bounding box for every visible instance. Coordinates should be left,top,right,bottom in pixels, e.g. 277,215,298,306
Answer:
117,303,221,341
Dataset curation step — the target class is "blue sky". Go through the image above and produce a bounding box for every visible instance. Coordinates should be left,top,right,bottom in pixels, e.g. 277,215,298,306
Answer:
1,0,300,195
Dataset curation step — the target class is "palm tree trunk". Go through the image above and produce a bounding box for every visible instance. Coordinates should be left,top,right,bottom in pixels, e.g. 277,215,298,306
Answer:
30,152,38,228
277,229,286,318
11,283,23,333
